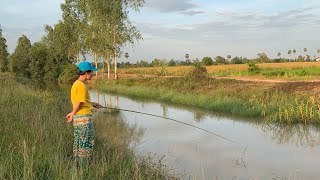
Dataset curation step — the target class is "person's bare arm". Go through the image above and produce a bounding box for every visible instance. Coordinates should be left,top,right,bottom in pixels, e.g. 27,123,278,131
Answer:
65,102,82,122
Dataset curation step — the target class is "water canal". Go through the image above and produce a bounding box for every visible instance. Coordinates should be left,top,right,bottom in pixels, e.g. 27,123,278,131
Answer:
90,90,320,179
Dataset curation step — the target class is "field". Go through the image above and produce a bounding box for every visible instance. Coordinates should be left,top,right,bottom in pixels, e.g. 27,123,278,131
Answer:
118,62,320,80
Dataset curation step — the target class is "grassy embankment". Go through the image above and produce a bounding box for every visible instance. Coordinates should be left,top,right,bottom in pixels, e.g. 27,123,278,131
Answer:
119,62,320,80
98,63,320,124
0,73,178,179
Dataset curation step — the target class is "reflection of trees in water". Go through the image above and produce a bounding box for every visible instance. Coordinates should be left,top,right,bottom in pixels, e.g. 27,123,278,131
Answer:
193,110,207,122
160,103,168,118
95,111,145,150
263,124,320,147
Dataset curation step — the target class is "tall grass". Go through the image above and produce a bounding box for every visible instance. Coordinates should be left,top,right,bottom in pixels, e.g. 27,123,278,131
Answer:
118,62,320,80
0,75,179,179
97,75,320,124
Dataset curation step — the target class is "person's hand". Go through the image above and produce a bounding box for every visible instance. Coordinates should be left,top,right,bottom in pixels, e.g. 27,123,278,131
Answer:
92,102,103,109
65,112,74,123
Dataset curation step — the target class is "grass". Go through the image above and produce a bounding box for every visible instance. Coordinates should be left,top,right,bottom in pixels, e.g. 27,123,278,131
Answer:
118,62,320,80
96,75,320,124
0,73,179,179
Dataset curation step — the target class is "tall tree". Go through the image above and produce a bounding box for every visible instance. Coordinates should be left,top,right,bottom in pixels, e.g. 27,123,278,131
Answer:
60,0,84,63
288,50,292,61
293,49,296,61
109,0,144,79
10,35,32,77
42,23,72,80
303,48,307,59
0,26,9,72
29,42,48,81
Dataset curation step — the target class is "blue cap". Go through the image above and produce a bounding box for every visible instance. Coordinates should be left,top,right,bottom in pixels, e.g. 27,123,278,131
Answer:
77,61,98,71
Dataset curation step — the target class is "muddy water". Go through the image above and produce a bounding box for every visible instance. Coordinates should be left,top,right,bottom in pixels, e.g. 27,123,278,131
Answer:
91,91,320,179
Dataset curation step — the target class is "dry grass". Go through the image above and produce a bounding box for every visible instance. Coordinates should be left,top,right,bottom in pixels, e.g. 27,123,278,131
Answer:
118,62,320,77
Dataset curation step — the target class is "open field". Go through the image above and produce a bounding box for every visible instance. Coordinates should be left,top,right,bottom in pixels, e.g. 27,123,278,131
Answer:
117,62,320,80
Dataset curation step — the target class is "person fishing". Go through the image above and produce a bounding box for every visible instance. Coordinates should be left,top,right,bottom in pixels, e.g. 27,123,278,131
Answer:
65,61,102,168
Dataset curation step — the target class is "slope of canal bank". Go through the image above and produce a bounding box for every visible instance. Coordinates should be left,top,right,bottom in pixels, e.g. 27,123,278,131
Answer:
0,74,179,179
95,76,320,124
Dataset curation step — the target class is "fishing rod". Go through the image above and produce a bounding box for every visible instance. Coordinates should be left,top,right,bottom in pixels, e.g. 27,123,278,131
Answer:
101,106,239,144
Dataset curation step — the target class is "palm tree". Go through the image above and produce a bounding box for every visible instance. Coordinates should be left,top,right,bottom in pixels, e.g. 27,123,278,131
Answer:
288,50,292,62
317,49,320,57
304,48,307,59
293,49,296,61
185,53,189,60
277,52,281,58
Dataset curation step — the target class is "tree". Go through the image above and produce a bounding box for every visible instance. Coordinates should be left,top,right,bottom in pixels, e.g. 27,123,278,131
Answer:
277,52,281,58
42,24,72,80
168,59,176,66
230,57,245,64
29,42,48,81
293,49,296,61
10,35,32,77
201,57,213,66
215,56,227,64
288,50,292,61
0,26,9,72
297,55,305,62
256,52,270,63
227,55,231,61
317,49,320,57
185,53,189,60
304,48,307,58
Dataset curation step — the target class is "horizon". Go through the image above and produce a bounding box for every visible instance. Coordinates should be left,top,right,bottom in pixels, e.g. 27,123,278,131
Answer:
1,0,320,62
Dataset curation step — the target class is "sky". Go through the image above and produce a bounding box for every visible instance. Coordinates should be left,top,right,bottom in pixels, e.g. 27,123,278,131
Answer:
1,0,320,62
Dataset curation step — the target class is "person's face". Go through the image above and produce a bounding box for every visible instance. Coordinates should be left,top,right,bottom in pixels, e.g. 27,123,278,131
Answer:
85,71,94,80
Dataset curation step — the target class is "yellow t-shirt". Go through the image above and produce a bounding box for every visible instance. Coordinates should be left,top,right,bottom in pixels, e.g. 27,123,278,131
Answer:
71,80,93,115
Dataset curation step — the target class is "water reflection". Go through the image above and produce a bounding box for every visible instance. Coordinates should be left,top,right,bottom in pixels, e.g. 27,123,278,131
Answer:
94,110,145,150
263,123,320,148
91,90,320,179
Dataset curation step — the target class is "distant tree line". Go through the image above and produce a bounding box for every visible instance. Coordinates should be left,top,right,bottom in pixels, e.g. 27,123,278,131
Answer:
0,0,144,82
117,51,320,68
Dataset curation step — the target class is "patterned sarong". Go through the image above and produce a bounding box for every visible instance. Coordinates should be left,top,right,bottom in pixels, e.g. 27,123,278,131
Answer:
73,114,94,166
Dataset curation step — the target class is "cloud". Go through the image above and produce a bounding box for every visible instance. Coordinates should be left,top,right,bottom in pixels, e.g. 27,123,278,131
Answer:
146,0,204,16
139,6,320,41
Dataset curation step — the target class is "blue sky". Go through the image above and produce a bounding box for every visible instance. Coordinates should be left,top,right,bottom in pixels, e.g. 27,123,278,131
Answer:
1,0,320,62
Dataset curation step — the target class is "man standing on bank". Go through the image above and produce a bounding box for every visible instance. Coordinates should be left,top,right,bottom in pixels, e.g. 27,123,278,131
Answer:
66,61,102,167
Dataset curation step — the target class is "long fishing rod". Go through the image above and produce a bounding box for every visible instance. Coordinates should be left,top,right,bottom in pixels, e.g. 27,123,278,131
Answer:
101,106,239,144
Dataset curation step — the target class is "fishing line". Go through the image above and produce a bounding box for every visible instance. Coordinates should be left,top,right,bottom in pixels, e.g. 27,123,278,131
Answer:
101,106,239,144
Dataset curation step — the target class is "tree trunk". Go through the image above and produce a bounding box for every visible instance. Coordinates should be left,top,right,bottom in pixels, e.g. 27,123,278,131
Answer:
114,25,118,80
107,55,110,80
102,58,105,79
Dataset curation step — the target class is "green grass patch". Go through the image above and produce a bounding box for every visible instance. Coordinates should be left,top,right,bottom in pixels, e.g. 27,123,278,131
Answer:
0,75,179,179
97,77,320,124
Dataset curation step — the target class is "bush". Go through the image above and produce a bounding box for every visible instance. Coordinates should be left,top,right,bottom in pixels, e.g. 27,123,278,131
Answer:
247,61,261,75
187,59,208,79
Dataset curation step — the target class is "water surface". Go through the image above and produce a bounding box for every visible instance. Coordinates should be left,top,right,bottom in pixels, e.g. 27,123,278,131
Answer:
91,91,320,179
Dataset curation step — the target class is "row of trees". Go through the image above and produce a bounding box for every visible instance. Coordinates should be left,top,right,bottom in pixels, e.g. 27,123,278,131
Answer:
117,52,320,68
0,0,144,82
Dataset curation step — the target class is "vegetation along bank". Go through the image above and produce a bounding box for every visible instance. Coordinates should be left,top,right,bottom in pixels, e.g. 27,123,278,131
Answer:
97,64,320,124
